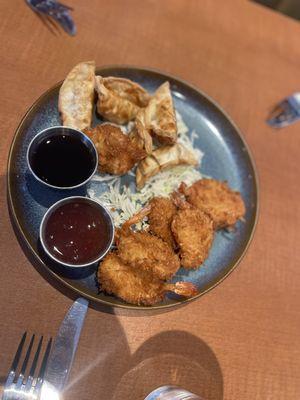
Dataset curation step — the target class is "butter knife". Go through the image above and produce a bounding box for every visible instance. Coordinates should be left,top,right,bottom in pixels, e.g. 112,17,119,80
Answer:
40,298,88,399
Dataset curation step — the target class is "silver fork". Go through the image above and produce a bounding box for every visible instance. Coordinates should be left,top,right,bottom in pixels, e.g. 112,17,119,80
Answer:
25,0,76,36
2,332,52,400
267,92,300,128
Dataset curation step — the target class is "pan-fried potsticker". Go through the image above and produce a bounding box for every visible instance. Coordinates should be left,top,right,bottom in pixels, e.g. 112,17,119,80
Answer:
95,76,150,124
136,143,198,189
59,61,95,130
135,81,178,145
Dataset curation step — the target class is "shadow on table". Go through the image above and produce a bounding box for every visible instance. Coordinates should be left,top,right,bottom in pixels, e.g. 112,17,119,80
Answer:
252,0,300,21
4,171,223,399
62,314,131,400
3,177,131,400
25,5,63,36
112,330,223,400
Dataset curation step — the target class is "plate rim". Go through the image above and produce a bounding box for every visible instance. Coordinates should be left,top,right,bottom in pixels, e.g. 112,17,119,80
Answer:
7,64,259,310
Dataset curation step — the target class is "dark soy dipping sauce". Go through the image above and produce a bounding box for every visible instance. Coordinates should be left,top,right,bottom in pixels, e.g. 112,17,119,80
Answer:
44,200,112,265
30,134,95,187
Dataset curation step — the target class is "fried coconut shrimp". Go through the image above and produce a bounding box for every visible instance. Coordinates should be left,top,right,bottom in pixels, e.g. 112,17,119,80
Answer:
116,207,180,280
98,253,198,306
180,179,246,230
84,124,146,175
170,193,214,269
148,197,177,248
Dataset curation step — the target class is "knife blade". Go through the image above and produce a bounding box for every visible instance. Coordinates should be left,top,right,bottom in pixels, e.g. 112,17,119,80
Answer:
40,298,88,399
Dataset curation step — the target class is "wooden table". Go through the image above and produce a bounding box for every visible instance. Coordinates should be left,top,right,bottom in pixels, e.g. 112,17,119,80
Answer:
0,1,300,399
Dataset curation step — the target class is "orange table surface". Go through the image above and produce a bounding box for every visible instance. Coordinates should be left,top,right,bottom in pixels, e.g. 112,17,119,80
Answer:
0,1,300,399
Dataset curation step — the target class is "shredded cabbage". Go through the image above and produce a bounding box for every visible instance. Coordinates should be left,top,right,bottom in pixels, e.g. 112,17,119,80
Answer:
87,112,204,227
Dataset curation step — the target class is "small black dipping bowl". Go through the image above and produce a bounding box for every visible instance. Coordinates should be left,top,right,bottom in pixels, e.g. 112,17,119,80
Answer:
40,196,115,268
27,126,98,190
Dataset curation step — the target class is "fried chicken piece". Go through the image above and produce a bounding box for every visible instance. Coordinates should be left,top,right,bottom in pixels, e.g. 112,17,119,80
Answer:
180,179,246,229
116,207,180,280
98,253,198,306
171,202,214,269
84,124,146,175
148,197,177,248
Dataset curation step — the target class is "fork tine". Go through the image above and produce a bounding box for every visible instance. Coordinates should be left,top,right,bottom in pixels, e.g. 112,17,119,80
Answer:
4,332,27,388
55,1,74,11
24,336,44,392
45,14,63,35
34,338,52,396
15,334,35,388
10,332,27,372
267,95,300,128
51,11,76,35
36,11,61,35
29,336,43,378
267,105,296,127
38,338,52,380
20,334,35,375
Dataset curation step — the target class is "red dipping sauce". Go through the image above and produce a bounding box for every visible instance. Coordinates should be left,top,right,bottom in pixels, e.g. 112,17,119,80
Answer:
41,198,114,266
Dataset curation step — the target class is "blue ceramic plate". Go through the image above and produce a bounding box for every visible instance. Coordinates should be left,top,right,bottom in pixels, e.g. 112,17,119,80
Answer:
7,66,258,310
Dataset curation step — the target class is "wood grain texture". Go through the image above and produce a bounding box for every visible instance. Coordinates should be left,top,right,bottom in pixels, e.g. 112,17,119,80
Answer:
0,0,300,399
